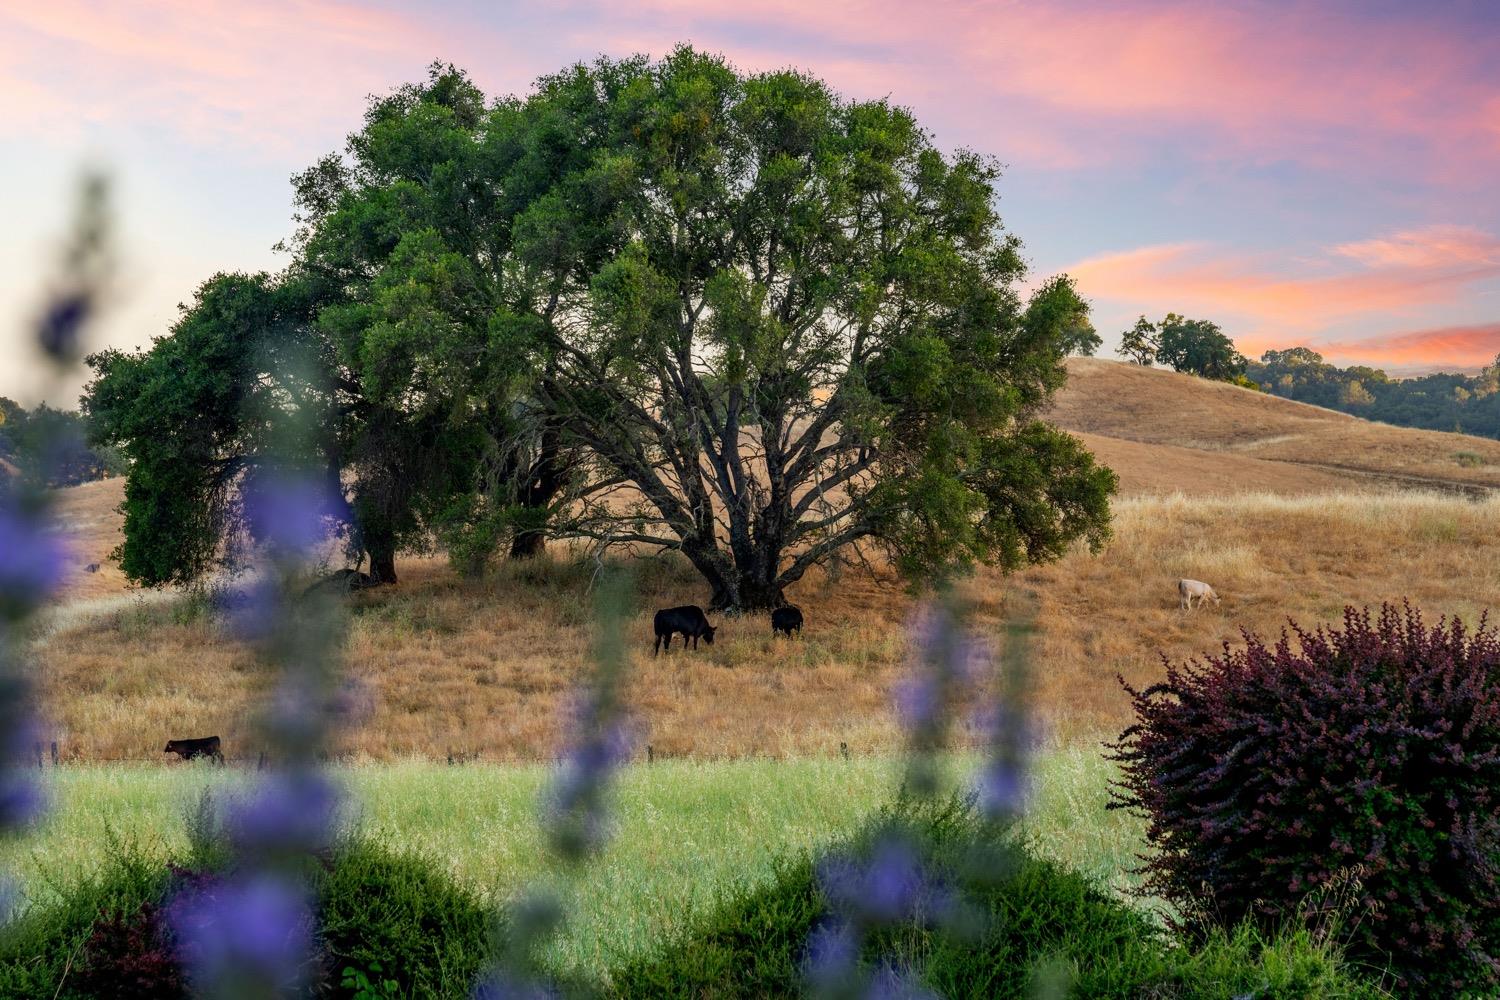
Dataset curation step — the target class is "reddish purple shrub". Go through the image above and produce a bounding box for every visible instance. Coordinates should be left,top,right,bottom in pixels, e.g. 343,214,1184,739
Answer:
1110,603,1500,997
74,901,187,1000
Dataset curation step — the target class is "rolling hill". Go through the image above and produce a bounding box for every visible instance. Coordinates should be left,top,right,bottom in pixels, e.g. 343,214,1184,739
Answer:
1050,358,1500,496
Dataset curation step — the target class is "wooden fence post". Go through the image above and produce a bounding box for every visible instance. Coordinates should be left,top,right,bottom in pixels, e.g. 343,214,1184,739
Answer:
647,744,654,764
257,751,266,772
50,741,59,766
839,741,849,762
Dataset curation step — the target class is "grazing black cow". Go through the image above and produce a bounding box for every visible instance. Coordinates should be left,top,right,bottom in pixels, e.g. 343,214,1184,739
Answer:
771,605,803,638
654,605,717,655
164,736,225,765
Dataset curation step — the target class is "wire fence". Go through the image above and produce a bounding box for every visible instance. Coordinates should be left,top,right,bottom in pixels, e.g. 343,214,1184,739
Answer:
29,736,996,769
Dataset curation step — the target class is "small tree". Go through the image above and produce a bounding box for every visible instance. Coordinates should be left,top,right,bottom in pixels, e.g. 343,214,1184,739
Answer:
1152,313,1247,382
1116,316,1157,365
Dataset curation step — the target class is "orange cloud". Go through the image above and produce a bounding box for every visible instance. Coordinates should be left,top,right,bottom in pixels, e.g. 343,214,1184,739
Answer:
1321,323,1500,370
1068,227,1500,343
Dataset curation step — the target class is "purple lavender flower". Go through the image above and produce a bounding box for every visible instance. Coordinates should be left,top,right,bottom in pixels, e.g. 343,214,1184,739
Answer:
0,498,69,613
221,576,285,644
170,871,317,997
242,469,348,558
866,963,938,1000
819,835,950,927
37,291,91,362
227,771,340,858
976,756,1028,820
544,706,633,859
804,917,861,994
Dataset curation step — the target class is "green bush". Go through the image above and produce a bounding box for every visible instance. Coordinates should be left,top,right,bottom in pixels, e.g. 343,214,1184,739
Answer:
317,840,494,998
610,799,1381,999
0,839,494,999
0,841,169,1000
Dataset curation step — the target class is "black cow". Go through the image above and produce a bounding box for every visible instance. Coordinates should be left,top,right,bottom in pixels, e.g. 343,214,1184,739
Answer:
654,605,717,655
164,736,225,765
771,605,803,638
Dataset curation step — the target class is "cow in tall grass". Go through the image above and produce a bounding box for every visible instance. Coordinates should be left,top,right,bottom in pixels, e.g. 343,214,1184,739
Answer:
653,606,717,655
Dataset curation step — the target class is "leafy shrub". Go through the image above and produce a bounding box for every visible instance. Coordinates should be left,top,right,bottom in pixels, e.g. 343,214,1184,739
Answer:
73,901,185,999
0,840,168,1000
1111,603,1500,997
611,798,1376,998
1455,450,1486,468
316,840,494,998
0,840,494,999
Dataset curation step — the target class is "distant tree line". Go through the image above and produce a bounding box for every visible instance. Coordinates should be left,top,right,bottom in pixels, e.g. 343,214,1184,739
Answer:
1247,347,1500,439
0,397,125,486
1112,308,1500,440
85,53,1116,607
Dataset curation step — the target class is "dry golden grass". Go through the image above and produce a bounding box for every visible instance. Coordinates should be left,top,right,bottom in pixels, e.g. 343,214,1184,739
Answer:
1052,358,1500,493
32,361,1500,761
34,491,1500,762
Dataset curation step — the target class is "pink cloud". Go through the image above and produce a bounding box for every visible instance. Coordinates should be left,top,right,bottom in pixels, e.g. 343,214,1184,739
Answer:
575,0,1500,175
1068,225,1500,352
1321,323,1500,370
5,0,1499,176
0,0,456,156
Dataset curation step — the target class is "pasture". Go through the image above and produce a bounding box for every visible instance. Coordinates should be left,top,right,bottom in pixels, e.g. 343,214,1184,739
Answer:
2,750,1136,982
32,488,1500,761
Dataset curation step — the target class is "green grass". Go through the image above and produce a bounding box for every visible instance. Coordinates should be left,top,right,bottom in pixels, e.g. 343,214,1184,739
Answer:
1,747,1143,981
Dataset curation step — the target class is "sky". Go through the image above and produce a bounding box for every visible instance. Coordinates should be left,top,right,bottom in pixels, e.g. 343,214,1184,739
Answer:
3,0,1499,405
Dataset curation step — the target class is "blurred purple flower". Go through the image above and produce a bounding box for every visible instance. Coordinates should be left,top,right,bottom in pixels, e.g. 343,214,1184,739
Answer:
804,918,860,994
0,773,44,831
976,757,1028,821
170,872,316,997
227,771,340,858
220,576,284,644
37,292,91,362
867,964,938,1000
818,836,940,926
544,693,633,858
242,469,348,557
0,499,68,611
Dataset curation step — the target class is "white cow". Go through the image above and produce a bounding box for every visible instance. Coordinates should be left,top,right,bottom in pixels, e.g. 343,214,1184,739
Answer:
1178,578,1221,611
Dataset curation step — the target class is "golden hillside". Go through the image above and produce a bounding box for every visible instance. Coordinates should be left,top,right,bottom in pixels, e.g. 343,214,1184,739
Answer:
1051,358,1500,495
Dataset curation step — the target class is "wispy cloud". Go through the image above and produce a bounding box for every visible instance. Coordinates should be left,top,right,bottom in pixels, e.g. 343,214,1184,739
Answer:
1067,226,1500,353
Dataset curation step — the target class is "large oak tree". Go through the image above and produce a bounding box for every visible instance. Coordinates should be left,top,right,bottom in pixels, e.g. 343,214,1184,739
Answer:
493,50,1115,608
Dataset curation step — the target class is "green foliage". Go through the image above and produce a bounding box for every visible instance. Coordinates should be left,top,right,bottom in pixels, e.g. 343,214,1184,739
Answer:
0,838,495,1000
1152,313,1248,382
317,841,495,999
84,273,335,586
1116,315,1157,365
0,838,169,999
0,397,124,486
496,48,1113,607
611,798,1379,998
341,959,401,999
1250,349,1500,441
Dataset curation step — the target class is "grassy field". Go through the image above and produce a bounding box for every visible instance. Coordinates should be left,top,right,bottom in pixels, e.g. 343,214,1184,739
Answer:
2,750,1139,980
32,489,1500,761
